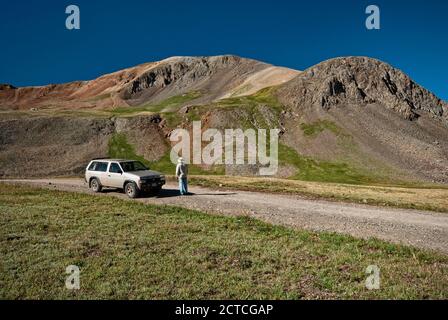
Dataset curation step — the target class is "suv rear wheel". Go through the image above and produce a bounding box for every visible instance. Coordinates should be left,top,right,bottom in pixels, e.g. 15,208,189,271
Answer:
90,178,102,193
124,182,139,199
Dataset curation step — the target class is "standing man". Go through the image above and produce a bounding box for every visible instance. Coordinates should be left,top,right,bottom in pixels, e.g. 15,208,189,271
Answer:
175,157,189,195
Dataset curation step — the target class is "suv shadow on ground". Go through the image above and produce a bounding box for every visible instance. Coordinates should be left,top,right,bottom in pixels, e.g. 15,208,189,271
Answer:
95,187,237,198
154,188,237,198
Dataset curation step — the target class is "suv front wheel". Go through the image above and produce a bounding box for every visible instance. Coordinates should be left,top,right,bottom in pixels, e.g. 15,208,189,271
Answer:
124,182,139,199
90,178,102,193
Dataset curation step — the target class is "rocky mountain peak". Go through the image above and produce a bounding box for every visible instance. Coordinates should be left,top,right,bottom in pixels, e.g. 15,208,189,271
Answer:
279,56,447,122
0,84,16,90
118,55,268,104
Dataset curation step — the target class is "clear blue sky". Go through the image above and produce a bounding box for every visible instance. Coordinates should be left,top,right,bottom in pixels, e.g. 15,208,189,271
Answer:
0,0,446,100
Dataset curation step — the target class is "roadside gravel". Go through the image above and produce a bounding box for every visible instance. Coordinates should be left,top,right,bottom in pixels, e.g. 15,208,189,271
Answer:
3,178,447,254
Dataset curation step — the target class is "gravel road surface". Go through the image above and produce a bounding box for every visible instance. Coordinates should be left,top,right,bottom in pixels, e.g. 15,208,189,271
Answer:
3,178,447,254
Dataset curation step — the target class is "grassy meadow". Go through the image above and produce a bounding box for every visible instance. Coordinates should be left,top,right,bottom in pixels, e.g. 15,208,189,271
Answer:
0,184,447,299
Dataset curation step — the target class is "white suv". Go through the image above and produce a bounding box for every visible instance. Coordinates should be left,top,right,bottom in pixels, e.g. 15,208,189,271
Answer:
85,159,165,198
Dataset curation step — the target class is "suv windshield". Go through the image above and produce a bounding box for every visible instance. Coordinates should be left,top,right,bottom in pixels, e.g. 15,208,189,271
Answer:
120,161,149,172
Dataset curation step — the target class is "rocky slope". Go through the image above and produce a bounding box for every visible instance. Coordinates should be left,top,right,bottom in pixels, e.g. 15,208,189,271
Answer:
276,57,448,183
0,115,168,177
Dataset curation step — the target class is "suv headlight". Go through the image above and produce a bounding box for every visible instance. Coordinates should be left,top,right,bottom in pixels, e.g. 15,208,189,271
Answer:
160,175,165,180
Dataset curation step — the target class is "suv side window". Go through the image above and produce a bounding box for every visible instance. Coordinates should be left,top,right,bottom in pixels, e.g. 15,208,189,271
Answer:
96,162,108,172
109,163,122,174
88,161,108,172
88,162,98,171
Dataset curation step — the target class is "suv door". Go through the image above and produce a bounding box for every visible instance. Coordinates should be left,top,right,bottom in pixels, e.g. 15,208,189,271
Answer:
105,162,124,188
93,161,109,186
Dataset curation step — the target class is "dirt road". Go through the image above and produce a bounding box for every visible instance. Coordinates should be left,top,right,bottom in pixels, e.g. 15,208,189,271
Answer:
3,178,448,254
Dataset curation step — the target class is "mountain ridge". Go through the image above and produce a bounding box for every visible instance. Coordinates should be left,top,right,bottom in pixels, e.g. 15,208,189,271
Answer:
1,55,446,109
0,55,299,111
0,55,447,183
1,55,446,128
